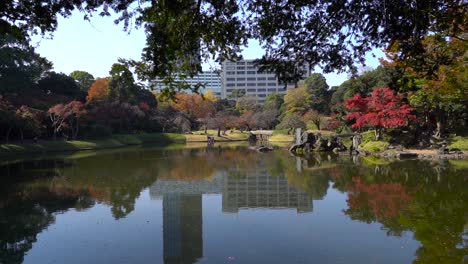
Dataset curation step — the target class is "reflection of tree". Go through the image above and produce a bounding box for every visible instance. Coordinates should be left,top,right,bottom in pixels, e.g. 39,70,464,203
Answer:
334,159,468,263
345,177,413,222
0,189,93,264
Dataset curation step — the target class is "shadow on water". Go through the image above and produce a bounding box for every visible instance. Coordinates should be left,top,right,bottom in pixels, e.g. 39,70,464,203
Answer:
0,144,467,263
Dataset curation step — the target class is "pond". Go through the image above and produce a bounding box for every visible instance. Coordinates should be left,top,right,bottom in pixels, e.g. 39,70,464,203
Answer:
0,144,467,264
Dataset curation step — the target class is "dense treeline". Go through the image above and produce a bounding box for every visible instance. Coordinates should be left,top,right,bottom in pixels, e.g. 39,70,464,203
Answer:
0,0,466,145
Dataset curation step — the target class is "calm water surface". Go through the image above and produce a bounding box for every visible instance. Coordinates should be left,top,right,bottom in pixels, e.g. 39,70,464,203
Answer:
0,144,467,264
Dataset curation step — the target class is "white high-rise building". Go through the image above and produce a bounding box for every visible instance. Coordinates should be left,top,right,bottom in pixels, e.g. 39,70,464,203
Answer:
220,59,310,104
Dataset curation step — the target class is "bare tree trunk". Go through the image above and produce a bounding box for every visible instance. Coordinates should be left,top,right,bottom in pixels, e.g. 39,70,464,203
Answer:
217,127,221,137
374,127,382,141
5,127,12,144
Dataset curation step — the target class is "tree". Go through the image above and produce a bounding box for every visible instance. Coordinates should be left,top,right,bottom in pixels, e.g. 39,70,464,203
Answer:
137,89,158,109
252,110,278,129
276,113,306,135
0,33,52,95
227,89,246,100
86,78,110,104
263,93,284,113
48,100,86,140
345,88,416,140
302,110,324,130
69,70,95,92
284,85,312,114
108,62,140,103
384,34,468,137
2,1,465,96
303,73,331,114
235,96,258,113
38,72,81,98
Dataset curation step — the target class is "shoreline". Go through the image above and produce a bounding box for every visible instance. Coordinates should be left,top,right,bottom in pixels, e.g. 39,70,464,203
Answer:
364,149,467,160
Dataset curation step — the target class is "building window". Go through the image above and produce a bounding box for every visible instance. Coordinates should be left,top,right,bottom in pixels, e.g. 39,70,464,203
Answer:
247,89,256,92
227,78,235,81
257,77,266,80
267,83,277,86
237,77,245,81
227,71,235,75
227,89,233,92
257,83,266,86
227,83,235,87
257,88,266,92
247,71,256,74
237,71,245,74
258,94,266,97
268,88,277,92
247,83,256,86
247,77,256,81
237,83,246,86
268,77,276,80
247,66,255,70
237,66,245,70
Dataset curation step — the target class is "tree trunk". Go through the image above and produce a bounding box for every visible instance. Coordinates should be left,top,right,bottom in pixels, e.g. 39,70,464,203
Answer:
217,127,221,137
434,108,446,138
435,121,444,138
314,120,321,130
73,119,79,140
5,127,12,144
374,127,382,141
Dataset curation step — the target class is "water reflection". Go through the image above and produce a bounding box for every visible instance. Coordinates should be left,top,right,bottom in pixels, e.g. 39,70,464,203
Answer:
163,194,203,264
0,146,466,263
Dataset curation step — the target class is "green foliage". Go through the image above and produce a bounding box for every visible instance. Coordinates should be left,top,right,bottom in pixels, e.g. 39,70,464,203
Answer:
330,66,396,105
38,72,81,97
284,86,312,114
69,70,95,92
108,62,140,103
276,113,306,134
303,73,331,114
448,136,468,151
263,93,284,113
0,33,52,94
235,96,257,113
359,140,390,153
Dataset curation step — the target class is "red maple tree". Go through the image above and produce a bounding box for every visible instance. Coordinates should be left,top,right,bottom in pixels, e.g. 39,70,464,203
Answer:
345,88,416,140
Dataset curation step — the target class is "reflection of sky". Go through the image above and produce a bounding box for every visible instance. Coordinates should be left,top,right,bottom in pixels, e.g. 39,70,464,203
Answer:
22,187,420,264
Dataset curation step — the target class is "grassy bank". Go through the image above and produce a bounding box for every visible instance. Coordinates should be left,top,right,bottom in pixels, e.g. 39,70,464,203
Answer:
186,130,249,142
0,133,185,157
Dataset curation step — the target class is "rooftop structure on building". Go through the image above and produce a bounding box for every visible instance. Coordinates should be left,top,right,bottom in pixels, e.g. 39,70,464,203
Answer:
220,59,310,104
152,71,221,97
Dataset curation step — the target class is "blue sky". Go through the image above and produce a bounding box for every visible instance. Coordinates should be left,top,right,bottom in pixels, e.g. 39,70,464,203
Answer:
32,10,384,87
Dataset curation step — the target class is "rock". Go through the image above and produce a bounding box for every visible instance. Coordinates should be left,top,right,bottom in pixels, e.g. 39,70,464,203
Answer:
397,152,418,159
449,148,462,154
257,146,274,152
437,147,449,154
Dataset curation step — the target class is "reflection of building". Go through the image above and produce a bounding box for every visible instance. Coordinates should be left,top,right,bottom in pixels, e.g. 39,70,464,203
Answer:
163,194,203,264
222,170,313,213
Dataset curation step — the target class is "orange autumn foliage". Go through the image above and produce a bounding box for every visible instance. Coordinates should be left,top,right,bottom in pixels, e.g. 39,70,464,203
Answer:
86,78,110,104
